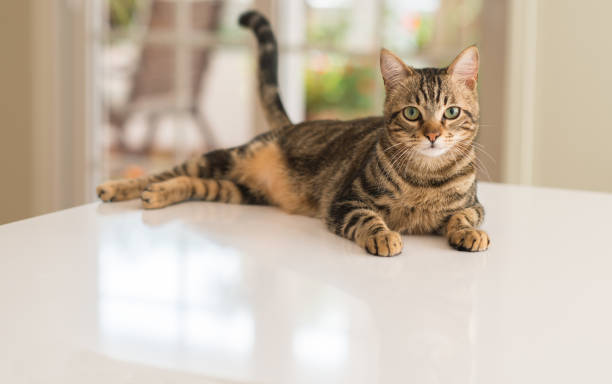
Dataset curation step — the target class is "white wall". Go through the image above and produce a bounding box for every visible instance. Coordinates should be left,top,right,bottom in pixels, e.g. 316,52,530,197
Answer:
506,0,612,193
532,0,612,193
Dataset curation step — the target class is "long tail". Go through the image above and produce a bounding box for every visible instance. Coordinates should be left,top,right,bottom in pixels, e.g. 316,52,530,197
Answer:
239,11,292,130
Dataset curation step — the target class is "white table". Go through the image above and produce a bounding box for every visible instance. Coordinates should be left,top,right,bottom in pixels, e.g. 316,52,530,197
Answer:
1,182,611,384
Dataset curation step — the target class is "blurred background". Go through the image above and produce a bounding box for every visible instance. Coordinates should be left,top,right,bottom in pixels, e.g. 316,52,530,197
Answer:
1,0,610,225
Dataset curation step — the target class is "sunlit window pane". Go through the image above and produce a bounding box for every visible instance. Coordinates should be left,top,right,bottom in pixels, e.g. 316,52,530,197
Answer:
305,52,380,120
99,0,254,180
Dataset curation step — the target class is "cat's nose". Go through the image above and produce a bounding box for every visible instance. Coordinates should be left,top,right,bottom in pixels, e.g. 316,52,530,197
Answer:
425,132,441,143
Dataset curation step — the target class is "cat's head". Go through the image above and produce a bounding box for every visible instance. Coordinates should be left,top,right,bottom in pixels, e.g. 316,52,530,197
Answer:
380,46,479,162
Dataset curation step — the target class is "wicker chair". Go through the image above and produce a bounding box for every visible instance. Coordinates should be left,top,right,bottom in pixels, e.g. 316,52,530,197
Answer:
109,0,223,154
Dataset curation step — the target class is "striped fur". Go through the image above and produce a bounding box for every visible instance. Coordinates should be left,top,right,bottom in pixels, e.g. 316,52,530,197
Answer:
96,13,489,256
239,11,292,130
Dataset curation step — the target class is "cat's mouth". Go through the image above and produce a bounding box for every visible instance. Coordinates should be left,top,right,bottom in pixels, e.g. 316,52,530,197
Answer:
419,146,449,157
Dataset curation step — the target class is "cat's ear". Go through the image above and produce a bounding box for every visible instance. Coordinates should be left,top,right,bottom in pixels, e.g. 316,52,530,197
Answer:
447,45,479,90
380,48,414,89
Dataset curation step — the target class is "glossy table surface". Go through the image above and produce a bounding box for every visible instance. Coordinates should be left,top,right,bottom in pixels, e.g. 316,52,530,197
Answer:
1,182,611,384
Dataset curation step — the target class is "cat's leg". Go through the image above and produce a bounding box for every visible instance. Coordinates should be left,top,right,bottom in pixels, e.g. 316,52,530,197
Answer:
141,176,262,209
444,203,490,252
96,148,236,203
327,200,403,256
97,174,162,202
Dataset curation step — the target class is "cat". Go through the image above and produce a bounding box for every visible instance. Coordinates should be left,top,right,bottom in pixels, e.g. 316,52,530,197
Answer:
96,10,490,256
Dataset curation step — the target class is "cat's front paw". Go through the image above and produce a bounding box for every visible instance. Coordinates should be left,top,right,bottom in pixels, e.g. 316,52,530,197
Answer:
364,231,403,257
448,229,490,252
96,180,141,202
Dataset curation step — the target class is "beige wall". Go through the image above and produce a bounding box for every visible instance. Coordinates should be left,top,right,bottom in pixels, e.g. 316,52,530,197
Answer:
478,0,508,183
0,1,33,225
531,1,612,192
0,0,91,225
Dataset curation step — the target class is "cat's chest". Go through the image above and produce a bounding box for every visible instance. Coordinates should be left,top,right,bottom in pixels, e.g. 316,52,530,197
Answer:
383,186,468,234
385,204,447,234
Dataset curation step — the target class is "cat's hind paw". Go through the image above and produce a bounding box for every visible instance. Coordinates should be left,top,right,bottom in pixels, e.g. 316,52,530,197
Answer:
96,184,116,202
140,178,192,209
97,180,141,202
448,229,490,252
140,185,173,209
364,231,403,257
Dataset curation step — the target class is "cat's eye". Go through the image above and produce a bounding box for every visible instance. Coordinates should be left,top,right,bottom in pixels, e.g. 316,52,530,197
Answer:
403,106,421,121
444,106,461,119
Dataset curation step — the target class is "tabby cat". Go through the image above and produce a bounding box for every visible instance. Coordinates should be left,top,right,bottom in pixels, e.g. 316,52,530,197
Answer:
97,11,490,256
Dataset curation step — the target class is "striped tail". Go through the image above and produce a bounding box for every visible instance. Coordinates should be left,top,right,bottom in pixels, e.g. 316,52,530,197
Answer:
239,11,292,130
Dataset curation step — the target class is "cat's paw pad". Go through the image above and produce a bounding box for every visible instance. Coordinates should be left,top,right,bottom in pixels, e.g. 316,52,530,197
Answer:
96,183,117,202
97,180,141,202
141,187,171,209
364,231,403,257
449,229,490,252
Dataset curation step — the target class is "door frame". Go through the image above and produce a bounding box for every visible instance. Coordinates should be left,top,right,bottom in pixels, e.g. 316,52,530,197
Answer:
30,0,98,215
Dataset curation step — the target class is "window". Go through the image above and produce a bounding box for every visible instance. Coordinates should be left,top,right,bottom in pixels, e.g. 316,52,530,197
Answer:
95,0,257,181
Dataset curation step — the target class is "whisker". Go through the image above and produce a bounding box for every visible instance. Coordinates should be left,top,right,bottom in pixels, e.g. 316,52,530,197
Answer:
452,143,491,181
471,142,497,164
383,142,405,153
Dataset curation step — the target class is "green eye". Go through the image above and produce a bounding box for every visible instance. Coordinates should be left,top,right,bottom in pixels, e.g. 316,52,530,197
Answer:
444,107,461,119
403,107,421,121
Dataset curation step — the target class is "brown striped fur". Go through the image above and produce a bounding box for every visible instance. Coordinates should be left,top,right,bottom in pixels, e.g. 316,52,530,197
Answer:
96,11,489,256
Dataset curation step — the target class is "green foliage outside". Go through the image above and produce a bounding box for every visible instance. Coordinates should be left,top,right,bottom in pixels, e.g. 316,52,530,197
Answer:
415,14,434,50
305,59,377,119
109,0,139,28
